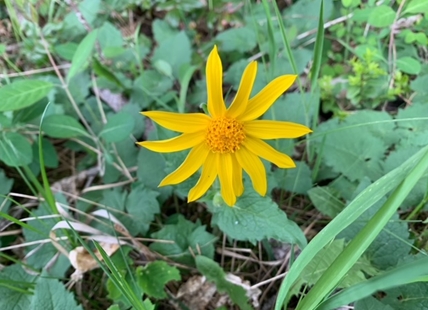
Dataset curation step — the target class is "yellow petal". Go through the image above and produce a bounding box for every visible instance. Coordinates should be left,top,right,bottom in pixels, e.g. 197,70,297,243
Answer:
206,46,226,118
226,61,258,118
235,147,267,196
142,111,211,133
159,143,210,186
137,132,205,153
188,152,217,202
243,137,296,168
239,75,297,121
244,120,312,139
232,155,244,197
217,153,236,206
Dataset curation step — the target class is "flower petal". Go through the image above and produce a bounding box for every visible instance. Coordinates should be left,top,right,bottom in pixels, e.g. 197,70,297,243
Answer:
243,137,296,168
226,61,257,119
231,155,244,197
217,153,236,206
239,75,297,121
245,120,312,139
188,152,218,202
142,111,211,133
235,147,267,196
137,132,205,153
206,46,226,118
159,143,210,186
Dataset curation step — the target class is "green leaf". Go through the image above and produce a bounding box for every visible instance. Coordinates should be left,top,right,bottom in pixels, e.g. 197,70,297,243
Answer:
354,296,394,310
0,80,52,112
54,42,78,61
99,111,135,143
67,29,99,82
274,161,312,194
396,56,422,75
0,264,37,309
136,261,181,299
150,215,217,266
207,188,307,248
126,185,160,235
42,114,88,138
0,169,14,212
312,111,395,182
275,146,428,310
290,239,376,297
195,256,253,310
382,282,428,309
403,0,428,14
30,276,82,310
152,31,191,79
308,186,345,218
368,5,396,27
92,58,126,89
33,138,59,168
216,27,257,53
0,132,32,167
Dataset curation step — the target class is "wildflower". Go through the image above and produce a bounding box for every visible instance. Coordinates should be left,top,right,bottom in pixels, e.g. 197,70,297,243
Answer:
138,46,311,206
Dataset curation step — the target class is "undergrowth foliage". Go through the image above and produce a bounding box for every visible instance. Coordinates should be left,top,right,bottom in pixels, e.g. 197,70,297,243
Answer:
0,0,428,309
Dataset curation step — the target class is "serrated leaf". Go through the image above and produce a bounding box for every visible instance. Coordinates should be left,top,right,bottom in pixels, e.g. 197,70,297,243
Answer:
42,114,88,138
30,276,82,310
126,185,160,235
354,296,394,310
396,57,421,75
67,29,98,82
207,188,307,248
150,215,216,265
0,80,52,112
403,0,428,14
368,5,396,27
216,27,257,53
0,132,32,167
0,264,37,310
290,239,376,297
99,111,135,143
136,261,181,299
308,186,345,218
312,111,394,182
152,31,191,79
195,256,253,310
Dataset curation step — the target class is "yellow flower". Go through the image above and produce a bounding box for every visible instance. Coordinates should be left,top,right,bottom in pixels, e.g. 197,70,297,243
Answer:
138,46,312,206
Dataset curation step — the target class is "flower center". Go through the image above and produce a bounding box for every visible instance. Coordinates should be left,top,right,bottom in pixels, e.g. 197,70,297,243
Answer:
206,117,245,153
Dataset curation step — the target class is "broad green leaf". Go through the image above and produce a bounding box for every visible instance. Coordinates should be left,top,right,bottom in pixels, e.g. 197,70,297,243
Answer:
98,21,123,50
311,111,395,182
136,261,181,299
308,186,345,218
152,19,177,42
0,169,13,212
42,114,88,138
382,282,428,309
54,42,78,60
99,111,135,143
125,185,160,235
396,56,422,75
410,74,428,95
0,264,37,310
354,297,394,310
196,256,254,310
92,58,126,89
150,215,217,266
0,80,52,112
368,5,396,27
216,27,257,53
30,276,82,310
33,138,59,168
207,187,307,248
67,29,99,82
274,161,312,194
0,132,32,167
152,31,191,79
275,146,428,309
319,255,428,309
131,70,173,108
290,239,377,297
403,0,428,14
